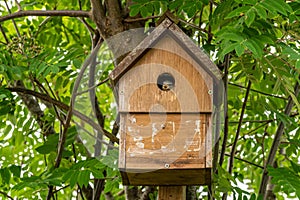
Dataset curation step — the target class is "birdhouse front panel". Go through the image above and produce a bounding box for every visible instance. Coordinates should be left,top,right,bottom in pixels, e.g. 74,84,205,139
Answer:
116,34,214,185
119,113,211,169
118,35,213,113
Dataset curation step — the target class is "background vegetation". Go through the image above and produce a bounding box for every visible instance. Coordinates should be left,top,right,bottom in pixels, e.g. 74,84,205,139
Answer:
0,0,299,199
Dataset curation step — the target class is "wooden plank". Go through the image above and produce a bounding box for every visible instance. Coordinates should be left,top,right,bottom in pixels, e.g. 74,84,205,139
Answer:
123,113,208,169
158,186,186,200
118,114,126,169
118,35,213,113
125,157,205,170
124,168,211,185
206,114,213,168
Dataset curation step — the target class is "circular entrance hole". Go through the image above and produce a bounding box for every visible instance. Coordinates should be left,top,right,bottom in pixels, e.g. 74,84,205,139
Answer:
157,73,175,91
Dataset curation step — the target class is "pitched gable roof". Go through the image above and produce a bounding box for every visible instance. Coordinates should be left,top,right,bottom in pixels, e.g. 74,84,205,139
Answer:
109,13,222,84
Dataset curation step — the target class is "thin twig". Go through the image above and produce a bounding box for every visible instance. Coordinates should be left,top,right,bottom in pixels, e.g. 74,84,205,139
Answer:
4,0,21,37
52,185,70,194
177,18,213,38
259,81,300,198
73,121,117,149
224,153,263,169
0,10,91,22
229,82,288,100
0,191,14,200
223,68,253,200
229,119,274,124
207,0,213,44
228,77,252,174
242,121,270,136
0,24,9,44
124,15,160,23
75,77,109,96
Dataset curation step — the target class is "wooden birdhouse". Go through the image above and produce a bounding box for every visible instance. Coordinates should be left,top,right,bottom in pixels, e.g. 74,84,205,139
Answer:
109,13,222,186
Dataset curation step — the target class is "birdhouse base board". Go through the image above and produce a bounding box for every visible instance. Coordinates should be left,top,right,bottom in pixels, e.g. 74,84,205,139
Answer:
120,168,211,186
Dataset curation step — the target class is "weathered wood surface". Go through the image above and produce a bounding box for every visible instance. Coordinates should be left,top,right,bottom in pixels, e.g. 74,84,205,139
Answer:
158,186,186,200
121,114,209,169
114,16,218,186
118,35,213,113
121,168,211,185
119,113,212,185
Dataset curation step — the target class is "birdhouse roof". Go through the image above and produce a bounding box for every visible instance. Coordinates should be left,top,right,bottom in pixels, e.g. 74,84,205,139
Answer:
109,12,222,84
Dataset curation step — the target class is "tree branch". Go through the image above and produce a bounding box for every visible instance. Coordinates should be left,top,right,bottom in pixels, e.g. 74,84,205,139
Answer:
228,77,252,174
259,81,300,199
223,71,253,200
0,10,91,23
47,40,103,200
0,191,13,200
90,0,106,36
14,81,56,136
219,54,230,166
7,87,119,143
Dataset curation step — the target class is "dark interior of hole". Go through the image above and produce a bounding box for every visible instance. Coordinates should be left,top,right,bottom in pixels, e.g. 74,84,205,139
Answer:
157,73,175,91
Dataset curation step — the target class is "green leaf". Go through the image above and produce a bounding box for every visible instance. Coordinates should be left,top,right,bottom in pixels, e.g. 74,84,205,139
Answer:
145,3,154,14
288,90,300,112
296,60,300,69
244,39,262,58
218,32,245,42
255,4,267,20
140,5,149,17
104,179,114,193
221,42,238,57
35,144,57,154
77,170,90,188
9,165,21,178
235,44,245,56
129,4,141,17
90,169,104,179
65,126,78,146
225,6,251,19
186,5,197,18
282,45,300,60
169,0,182,10
245,9,256,27
291,161,300,174
268,166,300,199
69,170,79,188
0,167,11,184
261,0,291,16
153,1,161,14
37,62,48,76
243,0,257,4
62,170,74,182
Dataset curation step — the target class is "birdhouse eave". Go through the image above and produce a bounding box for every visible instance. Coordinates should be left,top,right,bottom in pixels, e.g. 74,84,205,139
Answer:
109,16,222,85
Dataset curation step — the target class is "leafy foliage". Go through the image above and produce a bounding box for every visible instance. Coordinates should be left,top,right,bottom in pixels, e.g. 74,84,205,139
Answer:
0,0,299,199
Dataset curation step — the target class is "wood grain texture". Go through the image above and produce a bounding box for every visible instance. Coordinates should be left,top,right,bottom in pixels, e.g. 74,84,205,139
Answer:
119,113,212,185
114,16,218,186
158,186,186,200
120,168,212,185
118,35,213,113
122,113,208,167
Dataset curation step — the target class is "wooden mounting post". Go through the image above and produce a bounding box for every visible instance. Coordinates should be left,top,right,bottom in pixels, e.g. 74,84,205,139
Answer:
158,186,186,200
